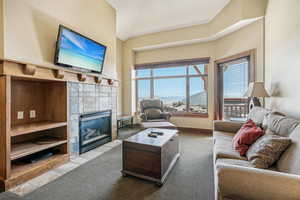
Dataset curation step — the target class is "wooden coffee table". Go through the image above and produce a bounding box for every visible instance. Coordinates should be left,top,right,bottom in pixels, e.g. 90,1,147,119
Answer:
122,128,179,186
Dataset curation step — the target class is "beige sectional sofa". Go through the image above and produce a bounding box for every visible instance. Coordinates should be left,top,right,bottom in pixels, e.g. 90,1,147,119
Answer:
213,107,300,200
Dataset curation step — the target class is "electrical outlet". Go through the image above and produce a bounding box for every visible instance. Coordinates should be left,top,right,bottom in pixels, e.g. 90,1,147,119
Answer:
30,110,36,118
17,111,24,120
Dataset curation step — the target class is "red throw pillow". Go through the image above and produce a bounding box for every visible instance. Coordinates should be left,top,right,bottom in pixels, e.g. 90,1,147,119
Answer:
233,119,264,156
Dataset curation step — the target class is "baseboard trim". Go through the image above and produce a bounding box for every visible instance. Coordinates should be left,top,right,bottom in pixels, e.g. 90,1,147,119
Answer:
177,127,212,134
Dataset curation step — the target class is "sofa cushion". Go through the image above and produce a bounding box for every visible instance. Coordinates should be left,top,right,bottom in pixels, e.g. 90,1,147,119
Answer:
216,158,253,168
213,131,235,144
213,121,244,133
214,132,247,161
247,106,269,126
277,125,300,175
263,113,300,137
246,135,291,169
233,120,264,156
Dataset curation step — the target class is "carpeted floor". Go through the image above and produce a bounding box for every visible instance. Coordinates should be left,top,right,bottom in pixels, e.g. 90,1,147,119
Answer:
2,131,214,200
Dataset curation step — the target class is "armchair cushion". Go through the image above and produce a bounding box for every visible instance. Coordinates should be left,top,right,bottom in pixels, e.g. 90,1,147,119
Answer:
140,99,163,112
144,108,162,119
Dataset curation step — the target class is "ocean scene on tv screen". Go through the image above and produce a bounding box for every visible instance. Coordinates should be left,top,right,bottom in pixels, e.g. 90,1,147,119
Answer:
58,28,106,72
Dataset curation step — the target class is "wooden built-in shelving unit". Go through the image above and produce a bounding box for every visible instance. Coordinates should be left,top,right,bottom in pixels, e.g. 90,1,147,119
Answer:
0,67,69,191
0,57,119,191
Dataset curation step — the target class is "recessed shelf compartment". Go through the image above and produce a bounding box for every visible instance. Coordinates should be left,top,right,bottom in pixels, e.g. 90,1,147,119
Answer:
11,139,67,160
11,154,69,183
10,121,67,136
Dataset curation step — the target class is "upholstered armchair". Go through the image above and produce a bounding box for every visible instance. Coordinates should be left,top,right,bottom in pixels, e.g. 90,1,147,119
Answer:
140,99,171,122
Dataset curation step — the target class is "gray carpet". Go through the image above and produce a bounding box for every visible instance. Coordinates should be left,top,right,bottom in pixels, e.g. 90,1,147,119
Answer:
0,192,21,200
3,131,214,200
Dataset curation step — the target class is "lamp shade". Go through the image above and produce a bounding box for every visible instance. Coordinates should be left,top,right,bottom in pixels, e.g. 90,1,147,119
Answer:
244,82,270,97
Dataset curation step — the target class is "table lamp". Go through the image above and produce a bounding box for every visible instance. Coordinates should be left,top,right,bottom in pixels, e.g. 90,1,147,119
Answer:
244,82,270,110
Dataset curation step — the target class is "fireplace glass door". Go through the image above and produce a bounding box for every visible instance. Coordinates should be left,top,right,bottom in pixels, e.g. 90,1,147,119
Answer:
79,110,112,153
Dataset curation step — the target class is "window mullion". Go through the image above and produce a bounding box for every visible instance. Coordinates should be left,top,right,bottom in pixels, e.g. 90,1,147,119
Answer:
150,69,154,98
186,66,190,112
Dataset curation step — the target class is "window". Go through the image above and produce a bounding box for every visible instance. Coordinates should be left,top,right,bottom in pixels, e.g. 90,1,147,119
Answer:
135,63,209,116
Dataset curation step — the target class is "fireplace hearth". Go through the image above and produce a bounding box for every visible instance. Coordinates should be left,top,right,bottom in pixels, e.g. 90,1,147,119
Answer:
79,110,112,154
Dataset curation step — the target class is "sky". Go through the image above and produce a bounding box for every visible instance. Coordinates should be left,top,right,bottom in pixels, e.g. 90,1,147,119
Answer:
60,28,106,60
223,62,248,98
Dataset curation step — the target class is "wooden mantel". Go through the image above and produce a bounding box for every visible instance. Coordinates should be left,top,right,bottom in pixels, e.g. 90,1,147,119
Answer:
0,59,119,86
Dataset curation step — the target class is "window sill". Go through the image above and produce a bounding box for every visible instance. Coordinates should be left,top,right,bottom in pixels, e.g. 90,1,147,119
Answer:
171,112,209,118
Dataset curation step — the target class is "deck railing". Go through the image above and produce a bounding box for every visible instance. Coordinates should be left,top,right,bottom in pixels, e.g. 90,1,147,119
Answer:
223,98,249,119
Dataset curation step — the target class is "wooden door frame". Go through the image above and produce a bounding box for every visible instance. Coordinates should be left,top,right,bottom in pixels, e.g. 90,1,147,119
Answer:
214,49,256,120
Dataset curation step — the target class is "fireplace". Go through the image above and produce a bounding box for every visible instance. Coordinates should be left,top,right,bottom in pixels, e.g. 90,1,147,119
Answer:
79,110,112,154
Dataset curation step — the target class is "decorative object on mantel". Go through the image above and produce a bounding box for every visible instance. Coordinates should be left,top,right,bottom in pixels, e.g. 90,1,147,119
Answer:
107,79,113,85
54,69,65,79
23,64,36,75
95,76,102,84
78,73,87,82
244,82,270,110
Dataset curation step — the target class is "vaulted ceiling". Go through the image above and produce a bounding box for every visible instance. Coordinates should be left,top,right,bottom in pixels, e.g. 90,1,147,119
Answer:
106,0,231,40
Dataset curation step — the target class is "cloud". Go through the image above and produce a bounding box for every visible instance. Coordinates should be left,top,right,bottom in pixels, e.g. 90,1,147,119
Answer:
63,29,86,50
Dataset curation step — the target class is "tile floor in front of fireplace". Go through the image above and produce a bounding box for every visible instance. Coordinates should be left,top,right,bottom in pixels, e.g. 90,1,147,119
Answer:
9,139,123,196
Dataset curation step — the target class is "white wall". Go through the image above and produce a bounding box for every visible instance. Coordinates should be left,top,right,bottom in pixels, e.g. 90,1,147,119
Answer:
265,0,300,118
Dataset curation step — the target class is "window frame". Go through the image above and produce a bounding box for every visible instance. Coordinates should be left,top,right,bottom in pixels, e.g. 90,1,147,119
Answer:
135,64,209,118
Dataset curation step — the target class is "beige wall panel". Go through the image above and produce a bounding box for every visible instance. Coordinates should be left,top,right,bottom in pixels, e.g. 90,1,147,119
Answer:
4,0,117,79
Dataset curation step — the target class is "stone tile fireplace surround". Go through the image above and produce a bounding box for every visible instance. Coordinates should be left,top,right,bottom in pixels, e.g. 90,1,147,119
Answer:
68,82,118,156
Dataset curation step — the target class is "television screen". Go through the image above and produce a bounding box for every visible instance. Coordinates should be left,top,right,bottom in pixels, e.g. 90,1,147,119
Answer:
54,25,106,73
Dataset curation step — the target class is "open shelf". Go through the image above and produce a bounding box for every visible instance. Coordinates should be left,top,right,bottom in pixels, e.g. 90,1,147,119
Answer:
11,154,69,179
11,139,68,160
10,121,67,136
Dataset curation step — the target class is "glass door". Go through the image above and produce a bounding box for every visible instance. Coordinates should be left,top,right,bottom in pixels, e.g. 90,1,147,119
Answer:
219,57,250,121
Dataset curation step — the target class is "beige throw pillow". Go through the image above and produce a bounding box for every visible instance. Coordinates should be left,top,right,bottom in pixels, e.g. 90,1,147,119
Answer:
246,135,291,169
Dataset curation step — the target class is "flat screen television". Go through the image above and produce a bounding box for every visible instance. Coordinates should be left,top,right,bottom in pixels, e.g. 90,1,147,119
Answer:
54,25,107,74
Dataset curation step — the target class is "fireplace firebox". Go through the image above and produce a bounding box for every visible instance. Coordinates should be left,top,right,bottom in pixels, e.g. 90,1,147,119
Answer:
79,110,112,154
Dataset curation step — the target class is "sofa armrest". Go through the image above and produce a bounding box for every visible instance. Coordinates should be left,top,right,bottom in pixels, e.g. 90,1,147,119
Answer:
213,120,244,133
216,163,300,200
